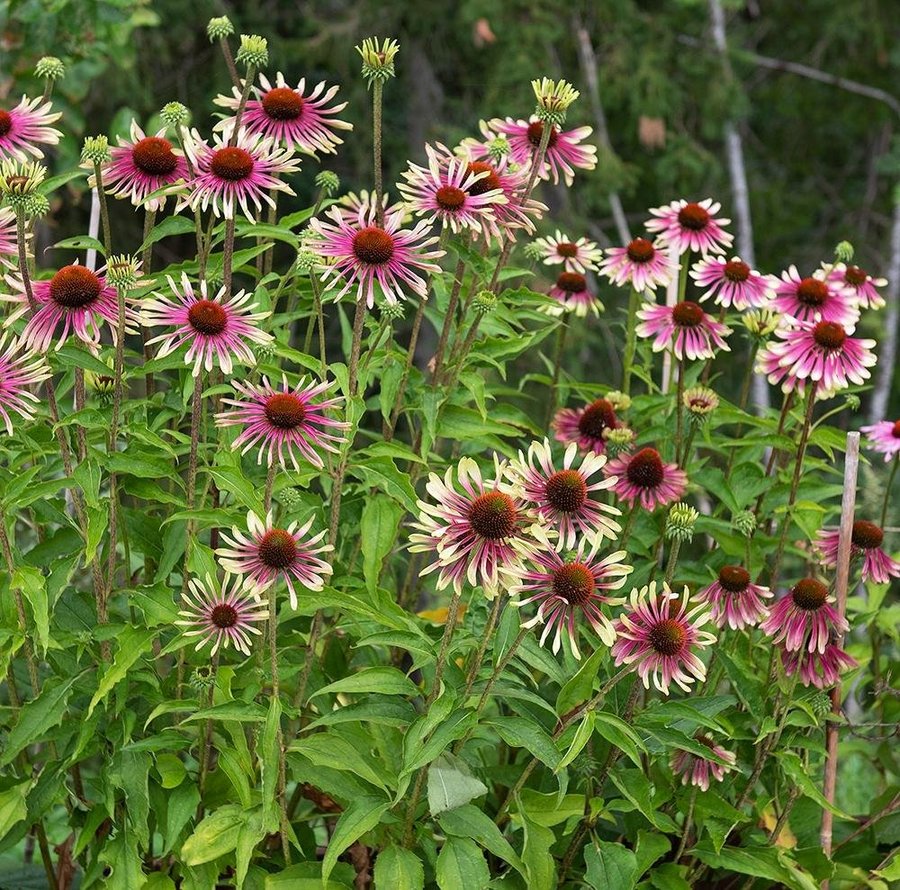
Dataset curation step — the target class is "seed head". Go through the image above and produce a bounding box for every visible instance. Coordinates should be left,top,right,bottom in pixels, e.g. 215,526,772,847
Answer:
207,16,234,41
236,35,268,69
160,102,190,128
35,56,65,81
834,241,854,264
356,37,400,87
532,77,579,126
315,170,340,196
731,510,756,538
472,289,498,314
666,502,699,542
81,135,111,165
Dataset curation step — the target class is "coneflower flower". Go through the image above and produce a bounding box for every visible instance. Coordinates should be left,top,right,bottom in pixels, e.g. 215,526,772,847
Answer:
604,447,687,511
828,262,887,311
690,256,775,310
546,270,602,317
215,375,348,471
636,300,731,361
509,541,632,659
814,521,900,584
552,398,619,455
214,72,352,156
760,577,849,654
645,199,733,256
670,736,736,791
597,238,677,293
0,96,62,160
409,456,537,595
611,582,716,694
308,194,444,307
756,319,876,395
175,574,268,657
696,566,772,630
142,273,272,376
217,510,333,609
507,439,621,550
486,116,597,186
94,120,188,211
398,143,507,239
0,333,51,433
532,230,602,273
860,419,900,461
771,266,859,327
178,127,300,221
3,263,133,353
780,638,856,689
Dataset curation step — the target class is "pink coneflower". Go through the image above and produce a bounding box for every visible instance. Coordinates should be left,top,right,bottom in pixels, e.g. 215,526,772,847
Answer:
611,582,716,694
308,196,444,308
97,121,188,212
509,541,632,659
533,230,602,273
0,207,17,268
771,266,858,327
178,127,300,221
487,117,597,186
0,96,62,160
696,566,773,631
690,256,775,310
3,263,130,353
756,319,876,395
215,375,348,471
636,300,731,361
142,273,272,376
645,199,733,256
175,574,268,657
828,262,887,311
670,735,736,791
597,238,677,293
409,456,537,595
604,447,687,511
814,521,900,585
0,333,51,433
214,72,352,156
507,439,621,550
217,510,333,609
552,398,619,455
760,578,849,654
860,419,900,461
781,639,857,689
547,270,602,317
398,143,506,239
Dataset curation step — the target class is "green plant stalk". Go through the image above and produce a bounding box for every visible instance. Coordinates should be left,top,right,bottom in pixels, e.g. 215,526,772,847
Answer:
105,284,128,599
545,319,569,427
218,36,241,87
264,463,277,513
196,653,219,803
674,785,699,862
372,80,384,226
462,594,505,700
182,373,205,599
881,453,898,527
618,503,639,550
92,161,113,255
268,585,292,863
431,257,466,386
0,518,41,697
73,366,87,462
621,288,641,396
674,355,685,465
292,610,322,718
141,208,157,398
664,538,682,585
385,293,427,441
229,66,256,143
222,218,237,297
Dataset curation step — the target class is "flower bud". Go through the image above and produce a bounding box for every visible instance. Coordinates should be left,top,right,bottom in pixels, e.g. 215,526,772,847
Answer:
0,160,47,211
605,390,631,412
683,385,719,426
160,102,190,128
731,510,756,538
486,135,510,162
834,241,854,264
106,254,142,289
472,289,498,314
315,170,340,196
236,35,268,69
356,37,400,87
35,56,65,81
278,487,302,510
602,426,635,457
81,135,111,165
666,502,699,543
532,77,579,126
207,16,234,41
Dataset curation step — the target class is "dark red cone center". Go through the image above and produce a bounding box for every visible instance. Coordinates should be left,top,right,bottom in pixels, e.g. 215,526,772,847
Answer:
0,110,12,137
626,237,655,263
545,469,588,513
468,491,517,540
649,618,686,655
210,146,254,181
718,565,750,593
188,300,228,335
556,242,579,258
527,121,559,148
258,528,298,568
262,87,304,121
797,277,828,306
577,399,617,440
132,136,179,176
435,185,467,211
723,260,750,282
211,603,239,628
552,563,595,606
556,271,586,293
791,578,828,611
466,161,501,195
851,520,883,550
812,321,846,350
843,265,868,287
264,393,307,429
626,448,665,488
677,202,710,231
49,266,102,309
672,301,705,327
352,227,394,265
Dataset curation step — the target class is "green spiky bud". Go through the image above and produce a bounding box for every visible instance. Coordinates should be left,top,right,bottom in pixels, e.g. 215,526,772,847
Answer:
254,341,276,364
742,308,781,339
188,664,216,691
295,246,320,274
523,241,544,261
278,487,302,510
81,135,111,165
486,135,510,162
315,170,340,196
207,16,234,41
236,35,268,69
0,159,47,211
380,299,405,321
602,426,635,457
666,502,699,543
532,77,579,127
731,510,756,538
844,393,861,411
35,56,65,81
160,101,190,128
605,390,631,412
472,289,498,314
356,37,400,87
106,254,142,289
834,241,854,264
22,192,50,219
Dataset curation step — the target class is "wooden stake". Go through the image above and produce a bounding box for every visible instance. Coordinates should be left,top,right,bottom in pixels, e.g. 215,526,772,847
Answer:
820,431,859,883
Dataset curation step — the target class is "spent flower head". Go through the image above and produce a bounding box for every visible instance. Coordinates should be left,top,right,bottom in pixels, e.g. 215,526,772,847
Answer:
160,102,190,128
81,135,111,165
356,37,400,86
35,56,65,81
532,77,579,126
207,16,234,41
834,240,854,264
236,35,269,69
666,502,699,542
315,170,340,195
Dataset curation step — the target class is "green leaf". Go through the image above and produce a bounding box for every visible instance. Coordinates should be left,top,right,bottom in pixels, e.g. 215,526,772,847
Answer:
291,732,393,792
585,842,638,890
88,627,157,716
141,215,196,250
373,845,425,890
180,804,245,866
484,716,562,770
260,698,282,832
520,814,555,890
182,702,267,723
101,832,147,889
427,753,488,816
115,750,151,847
690,844,819,890
435,837,490,890
556,713,594,773
13,566,49,654
349,458,418,513
312,666,417,700
777,751,854,819
555,648,607,717
439,804,524,875
0,783,29,838
52,235,106,254
204,465,266,515
155,753,186,789
635,830,671,876
360,497,403,593
593,711,646,768
322,796,389,885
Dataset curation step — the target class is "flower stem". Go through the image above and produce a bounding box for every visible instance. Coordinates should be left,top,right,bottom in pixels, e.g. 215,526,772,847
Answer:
141,208,157,398
674,785,699,862
674,355,685,465
230,67,256,142
431,258,466,387
664,538,682,585
197,653,219,801
372,80,384,227
545,319,569,428
268,584,292,863
881,454,898,527
92,162,113,254
218,37,241,88
621,288,640,396
462,594,504,700
182,373,204,599
222,217,236,298
385,294,427,441
105,283,128,596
